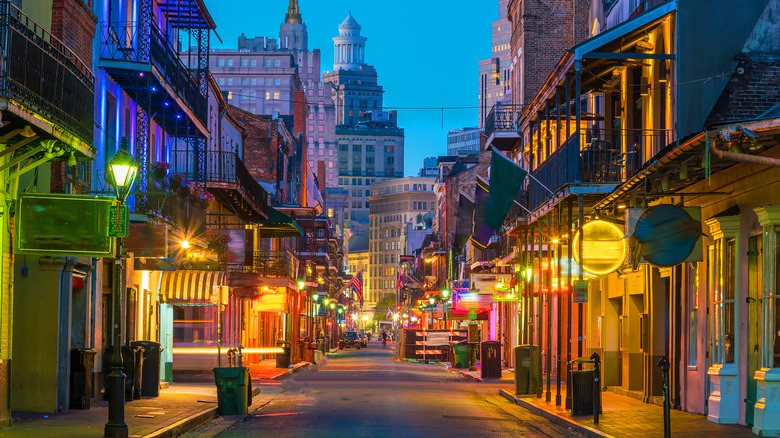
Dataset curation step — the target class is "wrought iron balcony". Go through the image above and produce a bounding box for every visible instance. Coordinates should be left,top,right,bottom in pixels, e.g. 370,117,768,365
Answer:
99,20,207,126
0,1,94,145
171,150,269,221
485,104,523,150
229,250,297,280
527,128,672,212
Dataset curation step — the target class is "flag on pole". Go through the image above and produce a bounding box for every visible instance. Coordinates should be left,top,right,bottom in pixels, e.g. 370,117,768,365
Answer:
350,271,364,307
395,271,406,291
486,149,528,230
386,308,393,319
471,176,494,248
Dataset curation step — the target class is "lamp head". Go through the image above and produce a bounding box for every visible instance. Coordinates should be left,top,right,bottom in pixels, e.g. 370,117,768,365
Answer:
108,140,138,200
428,297,436,305
442,289,450,298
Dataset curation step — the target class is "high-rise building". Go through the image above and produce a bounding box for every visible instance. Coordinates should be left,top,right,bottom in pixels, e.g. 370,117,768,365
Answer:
368,177,436,302
202,1,339,186
326,13,405,232
478,0,512,127
418,157,439,178
447,127,483,155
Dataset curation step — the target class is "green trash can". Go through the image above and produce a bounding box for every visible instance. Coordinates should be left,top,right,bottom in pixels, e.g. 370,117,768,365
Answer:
451,343,472,368
213,367,250,415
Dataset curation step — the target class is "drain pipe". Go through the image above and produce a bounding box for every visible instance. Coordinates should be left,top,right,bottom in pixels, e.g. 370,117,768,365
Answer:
709,130,780,167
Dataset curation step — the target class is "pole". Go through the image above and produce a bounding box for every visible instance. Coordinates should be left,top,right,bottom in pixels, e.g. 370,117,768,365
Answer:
105,200,127,438
536,218,543,399
556,205,563,406
658,357,671,438
217,303,222,368
566,199,573,410
592,352,601,425
546,208,553,403
528,226,536,396
578,195,584,366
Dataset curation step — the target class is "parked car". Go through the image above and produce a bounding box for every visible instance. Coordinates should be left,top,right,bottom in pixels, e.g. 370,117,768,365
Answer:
338,331,361,350
357,332,368,348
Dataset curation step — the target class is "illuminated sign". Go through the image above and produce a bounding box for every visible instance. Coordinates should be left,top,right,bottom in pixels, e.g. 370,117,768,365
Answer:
572,220,627,275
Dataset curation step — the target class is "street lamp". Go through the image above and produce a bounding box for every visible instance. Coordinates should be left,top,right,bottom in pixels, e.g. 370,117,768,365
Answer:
428,297,436,329
105,145,138,438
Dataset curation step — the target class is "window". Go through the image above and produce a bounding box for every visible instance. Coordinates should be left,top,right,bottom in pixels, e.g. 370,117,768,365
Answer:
217,78,224,85
226,58,233,66
217,58,225,67
250,78,256,85
757,212,780,369
264,58,271,67
250,59,257,66
265,78,272,85
226,78,233,85
273,59,281,67
366,145,374,152
273,92,280,100
241,59,248,66
353,145,362,152
274,78,281,85
711,236,736,365
241,78,247,85
339,144,348,152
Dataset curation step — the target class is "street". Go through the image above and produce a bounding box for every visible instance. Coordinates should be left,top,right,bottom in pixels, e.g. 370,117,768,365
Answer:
201,343,579,438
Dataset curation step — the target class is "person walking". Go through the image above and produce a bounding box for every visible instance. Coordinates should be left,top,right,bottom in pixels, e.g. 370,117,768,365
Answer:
382,331,388,348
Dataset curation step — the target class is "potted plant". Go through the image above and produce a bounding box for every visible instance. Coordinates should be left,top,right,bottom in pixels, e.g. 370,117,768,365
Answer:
152,161,170,179
179,178,191,197
169,173,184,190
198,191,215,209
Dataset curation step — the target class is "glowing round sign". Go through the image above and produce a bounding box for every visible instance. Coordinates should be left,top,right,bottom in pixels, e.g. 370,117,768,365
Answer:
572,220,627,275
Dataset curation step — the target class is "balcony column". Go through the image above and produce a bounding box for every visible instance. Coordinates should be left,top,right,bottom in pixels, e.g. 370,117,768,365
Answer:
574,61,583,182
545,100,551,158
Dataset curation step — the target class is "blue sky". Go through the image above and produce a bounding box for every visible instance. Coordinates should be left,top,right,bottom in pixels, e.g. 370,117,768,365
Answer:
203,0,497,176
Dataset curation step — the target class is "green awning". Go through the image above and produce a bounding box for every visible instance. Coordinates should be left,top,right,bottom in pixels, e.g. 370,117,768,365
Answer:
255,207,304,238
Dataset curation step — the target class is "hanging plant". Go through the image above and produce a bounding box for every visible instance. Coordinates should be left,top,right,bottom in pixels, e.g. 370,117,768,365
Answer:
169,173,183,190
152,162,170,179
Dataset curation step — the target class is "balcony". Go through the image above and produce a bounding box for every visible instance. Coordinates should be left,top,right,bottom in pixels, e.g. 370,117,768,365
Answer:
171,150,269,221
229,250,298,280
485,104,522,151
0,1,94,151
527,128,671,212
99,20,207,129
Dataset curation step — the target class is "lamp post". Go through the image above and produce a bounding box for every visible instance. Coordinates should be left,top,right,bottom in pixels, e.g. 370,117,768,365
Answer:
428,296,436,329
105,146,138,438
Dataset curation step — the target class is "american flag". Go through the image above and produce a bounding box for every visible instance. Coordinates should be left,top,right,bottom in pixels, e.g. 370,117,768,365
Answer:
350,271,364,308
395,271,406,292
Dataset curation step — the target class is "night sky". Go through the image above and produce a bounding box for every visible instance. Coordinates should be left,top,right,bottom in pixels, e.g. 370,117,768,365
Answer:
203,0,496,176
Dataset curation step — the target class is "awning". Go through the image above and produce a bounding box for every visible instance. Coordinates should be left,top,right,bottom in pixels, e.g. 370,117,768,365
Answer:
160,270,226,302
255,207,304,238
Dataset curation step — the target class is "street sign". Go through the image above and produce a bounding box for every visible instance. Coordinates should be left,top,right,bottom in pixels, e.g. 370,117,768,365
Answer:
573,280,588,303
108,204,129,238
468,308,477,319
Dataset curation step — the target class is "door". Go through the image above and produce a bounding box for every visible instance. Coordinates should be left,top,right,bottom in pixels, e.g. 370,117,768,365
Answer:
159,304,174,383
746,235,762,425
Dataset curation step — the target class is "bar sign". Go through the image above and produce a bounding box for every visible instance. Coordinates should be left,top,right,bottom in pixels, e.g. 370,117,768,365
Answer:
573,280,588,303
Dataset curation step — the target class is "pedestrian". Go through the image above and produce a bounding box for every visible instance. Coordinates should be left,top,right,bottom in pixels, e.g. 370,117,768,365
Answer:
381,330,388,347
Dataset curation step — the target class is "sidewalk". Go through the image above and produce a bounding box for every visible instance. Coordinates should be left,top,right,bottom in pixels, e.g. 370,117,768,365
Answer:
500,385,758,438
444,363,516,383
0,361,312,438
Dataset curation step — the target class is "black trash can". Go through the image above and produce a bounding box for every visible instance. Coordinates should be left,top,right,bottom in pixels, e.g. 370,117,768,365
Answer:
131,341,161,397
102,346,144,401
276,346,291,369
480,341,502,379
514,345,539,395
70,348,97,409
571,369,595,415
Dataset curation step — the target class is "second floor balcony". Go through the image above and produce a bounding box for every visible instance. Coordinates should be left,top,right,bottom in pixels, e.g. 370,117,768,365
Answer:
527,128,671,212
99,19,208,130
171,150,269,221
0,1,94,152
229,250,298,280
485,104,523,151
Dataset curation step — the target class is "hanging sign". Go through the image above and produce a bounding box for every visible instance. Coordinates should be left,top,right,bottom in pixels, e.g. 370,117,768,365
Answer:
108,204,129,238
572,220,627,275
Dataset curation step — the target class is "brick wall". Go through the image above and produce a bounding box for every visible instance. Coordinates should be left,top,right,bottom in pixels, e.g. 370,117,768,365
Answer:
509,0,589,106
230,106,279,187
51,0,97,66
292,90,307,139
705,60,780,126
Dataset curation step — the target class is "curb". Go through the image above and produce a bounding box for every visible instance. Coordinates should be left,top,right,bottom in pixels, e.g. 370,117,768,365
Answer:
142,406,218,438
267,361,312,380
498,389,614,438
449,366,483,382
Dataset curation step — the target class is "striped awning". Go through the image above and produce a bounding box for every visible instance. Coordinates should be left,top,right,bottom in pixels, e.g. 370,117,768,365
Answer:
160,270,226,302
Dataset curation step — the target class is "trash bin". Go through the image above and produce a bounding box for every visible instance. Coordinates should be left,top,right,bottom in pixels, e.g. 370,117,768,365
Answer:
70,348,97,409
131,341,161,397
480,341,502,379
571,369,595,415
514,345,538,395
102,346,143,401
451,342,471,368
276,343,291,369
213,367,250,415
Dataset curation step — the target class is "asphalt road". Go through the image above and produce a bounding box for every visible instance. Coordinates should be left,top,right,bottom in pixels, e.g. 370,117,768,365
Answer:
195,342,581,438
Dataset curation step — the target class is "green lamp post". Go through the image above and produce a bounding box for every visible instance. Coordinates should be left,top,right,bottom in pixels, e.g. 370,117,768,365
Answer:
105,144,138,438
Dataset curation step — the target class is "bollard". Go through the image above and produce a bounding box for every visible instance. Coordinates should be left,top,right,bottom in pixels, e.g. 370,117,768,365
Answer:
590,352,601,425
657,357,671,438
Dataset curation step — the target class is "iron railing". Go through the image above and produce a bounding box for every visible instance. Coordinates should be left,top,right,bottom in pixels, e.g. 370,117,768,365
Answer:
170,150,268,212
527,128,672,212
100,21,207,124
0,0,94,144
228,250,297,279
485,104,523,139
296,236,329,256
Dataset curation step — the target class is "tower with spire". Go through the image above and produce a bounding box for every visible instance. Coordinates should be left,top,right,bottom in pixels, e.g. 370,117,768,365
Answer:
280,0,307,50
333,12,367,71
